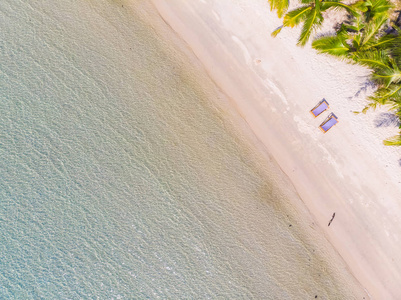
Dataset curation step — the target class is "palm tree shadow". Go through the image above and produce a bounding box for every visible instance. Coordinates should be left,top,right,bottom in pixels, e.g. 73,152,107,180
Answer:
346,80,374,103
314,13,354,39
352,81,375,98
374,113,400,128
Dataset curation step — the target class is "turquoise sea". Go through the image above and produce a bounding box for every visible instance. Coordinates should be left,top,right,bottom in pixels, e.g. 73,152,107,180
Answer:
0,0,365,298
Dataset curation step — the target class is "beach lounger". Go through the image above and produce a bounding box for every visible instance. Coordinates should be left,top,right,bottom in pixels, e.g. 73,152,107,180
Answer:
310,99,329,117
319,113,338,133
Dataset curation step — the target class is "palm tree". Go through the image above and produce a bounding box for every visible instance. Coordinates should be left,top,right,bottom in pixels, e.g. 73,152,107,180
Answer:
311,0,401,145
269,0,401,144
353,0,394,21
311,0,394,56
311,0,399,105
363,56,401,109
269,0,290,18
314,2,399,97
271,0,359,46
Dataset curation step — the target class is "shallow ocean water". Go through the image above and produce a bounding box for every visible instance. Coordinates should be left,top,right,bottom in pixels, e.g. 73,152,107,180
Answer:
0,0,364,298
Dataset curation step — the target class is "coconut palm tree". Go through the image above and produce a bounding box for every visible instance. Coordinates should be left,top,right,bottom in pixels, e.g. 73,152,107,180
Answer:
311,0,401,145
311,0,401,107
311,15,395,60
354,0,394,21
363,57,401,107
311,0,398,104
269,0,401,144
311,0,394,58
271,0,359,46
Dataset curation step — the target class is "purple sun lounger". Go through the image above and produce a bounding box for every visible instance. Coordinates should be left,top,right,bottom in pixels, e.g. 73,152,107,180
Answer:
310,99,329,117
319,113,338,133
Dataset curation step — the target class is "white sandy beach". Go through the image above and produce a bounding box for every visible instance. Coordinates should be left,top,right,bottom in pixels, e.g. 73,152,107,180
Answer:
144,1,401,298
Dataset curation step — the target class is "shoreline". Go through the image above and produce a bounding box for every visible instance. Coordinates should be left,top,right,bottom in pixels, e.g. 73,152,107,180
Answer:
146,0,401,298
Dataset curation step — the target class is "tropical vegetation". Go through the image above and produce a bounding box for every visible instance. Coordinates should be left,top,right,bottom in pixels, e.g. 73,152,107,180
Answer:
269,0,401,145
271,0,359,46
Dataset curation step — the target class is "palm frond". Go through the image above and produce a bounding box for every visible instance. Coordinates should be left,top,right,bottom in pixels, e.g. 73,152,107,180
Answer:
372,69,401,86
369,0,393,18
352,34,363,49
347,15,366,32
268,0,290,18
367,34,399,50
387,36,401,59
321,2,360,17
283,6,312,28
361,101,380,113
360,15,388,47
351,0,370,13
354,50,390,69
370,84,401,103
271,26,283,37
312,35,350,57
383,134,401,146
342,16,366,49
297,0,324,46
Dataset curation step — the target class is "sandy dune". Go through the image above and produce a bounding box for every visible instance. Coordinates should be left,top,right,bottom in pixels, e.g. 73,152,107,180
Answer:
147,0,401,298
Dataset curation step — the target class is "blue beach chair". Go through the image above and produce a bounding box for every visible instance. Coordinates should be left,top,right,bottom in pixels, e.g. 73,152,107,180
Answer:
319,113,338,133
310,99,329,118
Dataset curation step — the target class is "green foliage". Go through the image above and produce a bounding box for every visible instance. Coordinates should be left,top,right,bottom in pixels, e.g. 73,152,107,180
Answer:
321,1,360,17
372,68,401,87
270,0,356,46
298,1,324,46
270,0,401,145
271,26,283,37
359,0,393,20
354,50,390,69
268,0,290,18
283,6,312,28
312,35,350,56
383,135,401,146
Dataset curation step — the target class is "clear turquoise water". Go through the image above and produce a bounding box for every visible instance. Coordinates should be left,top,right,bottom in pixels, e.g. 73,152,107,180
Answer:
0,0,364,299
